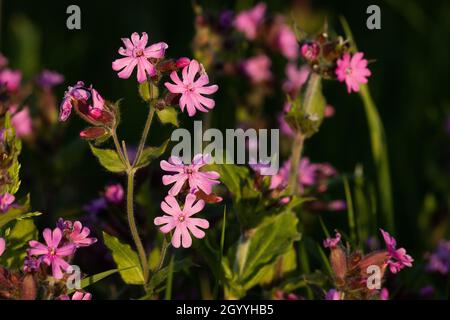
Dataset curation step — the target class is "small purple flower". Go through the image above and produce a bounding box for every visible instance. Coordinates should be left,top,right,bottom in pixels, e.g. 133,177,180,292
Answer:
83,197,107,214
380,229,413,273
325,289,341,300
36,70,64,89
0,192,15,213
426,240,450,275
323,231,341,249
219,10,235,29
104,183,124,204
23,254,41,273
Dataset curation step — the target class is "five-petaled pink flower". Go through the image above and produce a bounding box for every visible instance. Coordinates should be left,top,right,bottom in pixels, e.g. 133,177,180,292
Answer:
160,154,220,196
59,291,92,300
28,228,76,279
234,2,266,40
112,32,168,83
0,192,15,212
154,194,209,248
165,59,218,117
68,221,97,248
335,52,371,93
380,229,413,273
323,231,342,249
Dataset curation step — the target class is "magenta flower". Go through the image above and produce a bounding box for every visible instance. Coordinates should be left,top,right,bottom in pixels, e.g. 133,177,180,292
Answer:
36,70,64,89
276,24,299,60
380,229,413,273
234,2,266,40
0,237,5,257
335,52,371,93
323,231,342,249
112,32,168,83
59,81,107,123
164,59,218,117
160,154,220,196
28,228,76,279
243,55,272,84
301,43,319,61
154,194,209,248
268,160,290,190
325,289,342,300
59,291,92,300
282,63,310,95
0,69,21,92
380,288,389,300
68,221,97,248
0,192,15,212
104,183,124,204
10,105,33,137
176,57,191,69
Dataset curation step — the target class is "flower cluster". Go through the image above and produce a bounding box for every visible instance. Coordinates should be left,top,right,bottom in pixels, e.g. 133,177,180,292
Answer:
155,154,221,248
27,219,97,279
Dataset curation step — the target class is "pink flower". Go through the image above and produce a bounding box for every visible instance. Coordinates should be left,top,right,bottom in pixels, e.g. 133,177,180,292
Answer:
104,183,124,204
176,57,191,69
325,289,342,300
160,154,220,196
277,24,299,60
323,231,341,249
164,60,218,117
301,43,319,61
0,69,21,92
10,105,33,137
380,288,389,300
243,55,272,83
68,221,97,248
335,52,371,93
324,105,335,118
234,3,266,40
268,160,290,190
112,32,168,83
0,192,15,212
380,229,413,273
59,291,92,300
154,194,209,248
282,63,310,95
0,237,5,257
59,81,106,123
28,228,76,279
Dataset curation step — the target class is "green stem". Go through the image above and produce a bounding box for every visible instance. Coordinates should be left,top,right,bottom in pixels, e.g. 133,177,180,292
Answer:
164,256,174,300
288,132,305,194
132,88,156,168
126,171,149,283
157,237,170,271
112,130,128,169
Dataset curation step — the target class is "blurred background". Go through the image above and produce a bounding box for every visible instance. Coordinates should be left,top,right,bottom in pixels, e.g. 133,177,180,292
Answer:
1,0,449,298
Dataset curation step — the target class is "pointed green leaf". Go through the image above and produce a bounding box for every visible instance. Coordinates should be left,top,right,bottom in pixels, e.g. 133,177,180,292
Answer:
89,144,126,173
134,140,169,169
156,106,179,127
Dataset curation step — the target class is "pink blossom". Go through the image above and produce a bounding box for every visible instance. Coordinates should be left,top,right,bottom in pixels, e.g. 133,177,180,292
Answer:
68,221,97,248
112,32,168,83
335,52,371,93
0,192,15,212
380,288,389,300
160,154,220,196
234,3,266,40
282,63,310,95
323,231,341,249
176,57,191,69
0,237,5,256
301,43,319,61
268,160,290,190
154,194,209,248
277,24,299,60
59,81,105,122
243,55,272,83
36,70,64,89
164,59,218,117
28,228,76,279
324,105,335,118
325,289,342,300
0,69,21,92
380,229,413,273
10,105,33,137
104,183,124,204
327,200,346,211
59,291,92,300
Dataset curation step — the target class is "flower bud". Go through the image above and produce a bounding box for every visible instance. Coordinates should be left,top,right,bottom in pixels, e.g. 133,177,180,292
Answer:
176,57,191,69
79,127,108,140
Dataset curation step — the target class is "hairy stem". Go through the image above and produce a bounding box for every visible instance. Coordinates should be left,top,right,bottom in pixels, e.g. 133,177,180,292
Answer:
112,130,128,169
288,132,305,194
127,171,149,283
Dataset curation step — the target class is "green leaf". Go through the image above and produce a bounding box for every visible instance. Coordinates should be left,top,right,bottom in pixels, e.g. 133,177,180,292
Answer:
232,211,301,293
204,163,254,200
156,106,179,127
0,195,30,228
147,258,192,293
89,144,126,173
103,232,144,285
134,140,169,169
68,269,120,293
1,219,38,268
138,82,151,101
